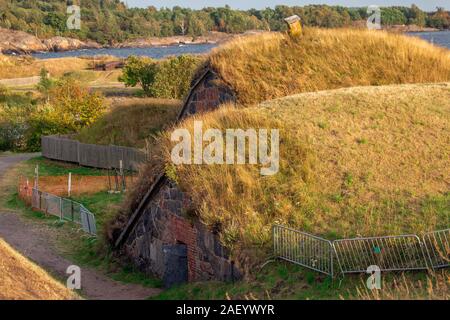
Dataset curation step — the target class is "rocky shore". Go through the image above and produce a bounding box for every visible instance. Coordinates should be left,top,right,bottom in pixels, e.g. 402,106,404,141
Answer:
113,31,235,49
384,24,440,33
0,28,102,54
0,28,236,54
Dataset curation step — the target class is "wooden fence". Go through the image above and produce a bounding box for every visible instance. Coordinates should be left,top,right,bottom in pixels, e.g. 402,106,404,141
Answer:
41,135,146,171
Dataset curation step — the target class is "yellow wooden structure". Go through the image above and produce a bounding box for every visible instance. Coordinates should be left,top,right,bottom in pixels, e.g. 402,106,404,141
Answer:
284,15,303,37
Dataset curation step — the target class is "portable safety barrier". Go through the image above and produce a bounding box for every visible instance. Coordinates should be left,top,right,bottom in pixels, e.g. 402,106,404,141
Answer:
333,235,428,274
273,225,449,277
423,229,449,269
273,225,334,276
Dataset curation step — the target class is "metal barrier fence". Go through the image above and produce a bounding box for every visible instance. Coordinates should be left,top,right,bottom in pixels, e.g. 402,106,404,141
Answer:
32,188,96,235
423,229,449,269
273,225,450,277
273,225,333,276
41,135,146,171
333,235,428,274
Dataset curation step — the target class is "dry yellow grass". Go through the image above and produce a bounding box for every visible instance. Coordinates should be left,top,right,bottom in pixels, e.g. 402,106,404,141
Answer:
209,29,450,105
76,98,181,148
159,83,449,263
355,271,449,300
0,238,79,300
0,55,112,80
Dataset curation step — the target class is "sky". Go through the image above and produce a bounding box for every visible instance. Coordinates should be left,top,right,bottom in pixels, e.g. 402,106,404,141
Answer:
126,1,449,12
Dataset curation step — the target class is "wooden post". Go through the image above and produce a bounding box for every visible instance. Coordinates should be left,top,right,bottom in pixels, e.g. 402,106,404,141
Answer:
34,165,39,189
68,172,72,197
60,197,63,220
107,167,112,193
26,178,30,203
114,169,119,193
120,160,126,192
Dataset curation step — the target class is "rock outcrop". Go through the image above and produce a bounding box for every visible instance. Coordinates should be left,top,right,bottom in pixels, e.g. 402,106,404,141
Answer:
0,28,101,54
0,28,247,54
0,28,47,53
42,36,101,52
114,31,235,48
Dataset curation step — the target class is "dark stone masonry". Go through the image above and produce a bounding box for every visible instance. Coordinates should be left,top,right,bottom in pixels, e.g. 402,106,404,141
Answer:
123,181,241,285
119,70,239,287
182,71,235,117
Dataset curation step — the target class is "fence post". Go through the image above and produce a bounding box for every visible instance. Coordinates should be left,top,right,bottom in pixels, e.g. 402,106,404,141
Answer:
59,197,63,220
34,165,39,189
68,172,72,197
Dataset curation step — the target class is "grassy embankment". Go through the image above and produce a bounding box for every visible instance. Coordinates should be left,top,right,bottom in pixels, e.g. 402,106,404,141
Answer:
153,83,450,299
163,83,450,257
208,28,450,106
118,28,450,249
103,29,450,299
76,98,181,148
0,238,79,300
1,156,162,288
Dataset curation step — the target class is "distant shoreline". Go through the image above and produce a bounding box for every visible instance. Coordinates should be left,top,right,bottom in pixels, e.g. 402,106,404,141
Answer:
2,28,449,57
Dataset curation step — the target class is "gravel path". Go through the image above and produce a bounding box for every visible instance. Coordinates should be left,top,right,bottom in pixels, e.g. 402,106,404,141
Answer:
0,153,161,300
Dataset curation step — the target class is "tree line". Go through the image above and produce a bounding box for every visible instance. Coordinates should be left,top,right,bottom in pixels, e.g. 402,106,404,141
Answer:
0,1,449,44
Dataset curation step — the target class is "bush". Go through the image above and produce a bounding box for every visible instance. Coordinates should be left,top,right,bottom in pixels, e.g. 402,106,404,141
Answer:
119,56,158,95
0,80,106,152
119,55,203,99
24,105,67,151
151,55,202,99
0,104,28,151
48,79,107,131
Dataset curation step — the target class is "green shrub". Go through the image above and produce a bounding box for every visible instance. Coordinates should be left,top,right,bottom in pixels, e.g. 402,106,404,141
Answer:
48,79,107,131
119,55,203,99
151,55,203,99
0,104,28,151
0,80,106,152
119,56,158,95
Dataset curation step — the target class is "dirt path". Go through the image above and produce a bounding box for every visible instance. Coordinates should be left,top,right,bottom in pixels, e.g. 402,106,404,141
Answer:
0,76,40,87
0,153,161,300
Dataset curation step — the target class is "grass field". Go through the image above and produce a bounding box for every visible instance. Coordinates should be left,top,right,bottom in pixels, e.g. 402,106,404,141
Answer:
0,55,118,80
0,238,78,300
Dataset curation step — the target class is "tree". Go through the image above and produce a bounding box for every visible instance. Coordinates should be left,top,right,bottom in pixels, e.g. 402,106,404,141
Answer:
409,5,427,27
119,56,158,95
188,13,207,37
43,12,66,33
36,68,54,102
48,79,106,130
381,8,407,26
428,7,450,30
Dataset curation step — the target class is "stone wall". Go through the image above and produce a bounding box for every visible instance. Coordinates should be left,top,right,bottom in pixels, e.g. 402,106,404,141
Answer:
182,71,235,118
120,71,239,286
123,181,241,284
